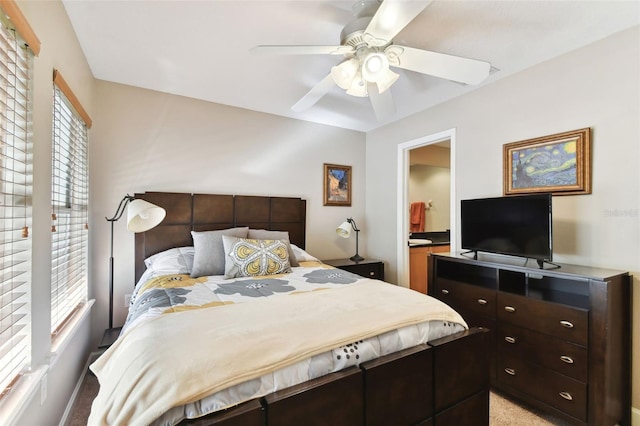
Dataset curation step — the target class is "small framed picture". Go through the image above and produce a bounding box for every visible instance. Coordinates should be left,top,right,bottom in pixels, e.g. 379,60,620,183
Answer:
503,128,591,196
323,163,352,206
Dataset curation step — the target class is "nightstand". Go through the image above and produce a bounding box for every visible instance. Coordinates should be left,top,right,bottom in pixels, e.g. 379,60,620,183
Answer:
323,258,384,281
99,327,122,349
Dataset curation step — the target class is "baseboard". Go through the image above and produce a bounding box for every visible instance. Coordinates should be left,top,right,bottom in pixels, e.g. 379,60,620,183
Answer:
58,351,102,426
632,406,640,426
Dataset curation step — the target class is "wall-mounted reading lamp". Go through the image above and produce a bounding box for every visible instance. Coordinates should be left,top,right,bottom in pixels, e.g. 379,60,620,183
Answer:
103,195,165,344
336,217,364,262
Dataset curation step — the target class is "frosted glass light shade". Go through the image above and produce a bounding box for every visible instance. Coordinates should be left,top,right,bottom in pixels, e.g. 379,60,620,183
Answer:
127,199,166,232
336,221,351,238
346,69,368,97
331,59,359,90
376,68,400,93
362,52,389,82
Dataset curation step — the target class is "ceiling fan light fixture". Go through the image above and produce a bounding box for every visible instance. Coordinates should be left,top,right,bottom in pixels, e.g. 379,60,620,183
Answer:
255,0,493,118
330,59,359,90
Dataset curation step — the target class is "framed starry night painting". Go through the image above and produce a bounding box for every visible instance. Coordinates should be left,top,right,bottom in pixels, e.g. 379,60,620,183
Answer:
503,128,591,196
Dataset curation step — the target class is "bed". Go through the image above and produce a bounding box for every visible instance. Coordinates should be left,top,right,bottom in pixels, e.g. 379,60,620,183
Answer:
89,192,491,426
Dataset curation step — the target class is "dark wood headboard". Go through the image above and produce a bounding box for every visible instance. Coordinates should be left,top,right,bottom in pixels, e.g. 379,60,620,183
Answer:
134,192,307,282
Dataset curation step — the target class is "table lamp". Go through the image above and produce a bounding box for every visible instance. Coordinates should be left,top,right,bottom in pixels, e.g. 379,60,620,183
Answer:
336,217,364,262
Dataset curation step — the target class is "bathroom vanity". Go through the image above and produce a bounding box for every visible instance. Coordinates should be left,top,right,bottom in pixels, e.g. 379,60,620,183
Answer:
409,231,450,294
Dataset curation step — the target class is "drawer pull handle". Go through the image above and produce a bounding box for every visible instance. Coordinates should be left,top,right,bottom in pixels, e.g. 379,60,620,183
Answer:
369,272,375,276
504,368,516,376
560,355,574,364
504,306,516,313
441,289,449,295
504,336,516,344
559,391,573,401
560,320,574,329
477,298,488,305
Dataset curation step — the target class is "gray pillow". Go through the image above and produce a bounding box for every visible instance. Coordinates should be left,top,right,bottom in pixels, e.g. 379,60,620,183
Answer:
191,227,249,277
247,229,299,267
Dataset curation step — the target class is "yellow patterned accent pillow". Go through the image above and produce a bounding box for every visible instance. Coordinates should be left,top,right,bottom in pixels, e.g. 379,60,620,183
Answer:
222,236,292,279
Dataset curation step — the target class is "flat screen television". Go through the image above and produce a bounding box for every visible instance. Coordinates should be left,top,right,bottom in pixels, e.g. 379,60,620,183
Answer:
460,193,553,268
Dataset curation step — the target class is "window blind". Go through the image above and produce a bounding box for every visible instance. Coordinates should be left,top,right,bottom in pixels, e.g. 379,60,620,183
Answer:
51,80,88,336
0,18,33,398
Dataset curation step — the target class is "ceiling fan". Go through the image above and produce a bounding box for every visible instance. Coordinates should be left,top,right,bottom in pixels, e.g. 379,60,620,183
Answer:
251,0,492,121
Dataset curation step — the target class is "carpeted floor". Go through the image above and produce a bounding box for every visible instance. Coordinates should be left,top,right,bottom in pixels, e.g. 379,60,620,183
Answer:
489,391,570,425
67,370,570,425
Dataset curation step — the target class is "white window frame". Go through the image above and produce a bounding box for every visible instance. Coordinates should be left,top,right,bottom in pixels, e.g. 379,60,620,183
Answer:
50,76,89,337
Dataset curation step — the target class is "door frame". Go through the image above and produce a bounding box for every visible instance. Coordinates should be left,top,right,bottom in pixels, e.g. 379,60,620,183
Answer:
396,128,457,287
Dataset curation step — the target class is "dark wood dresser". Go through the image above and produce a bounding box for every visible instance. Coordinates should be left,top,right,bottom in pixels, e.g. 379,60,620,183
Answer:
429,252,632,425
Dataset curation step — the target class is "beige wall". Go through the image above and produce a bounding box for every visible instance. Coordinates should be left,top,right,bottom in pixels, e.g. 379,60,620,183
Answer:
89,81,366,339
366,26,640,412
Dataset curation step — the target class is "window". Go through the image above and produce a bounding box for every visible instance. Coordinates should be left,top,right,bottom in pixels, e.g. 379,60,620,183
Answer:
0,14,33,398
51,71,90,336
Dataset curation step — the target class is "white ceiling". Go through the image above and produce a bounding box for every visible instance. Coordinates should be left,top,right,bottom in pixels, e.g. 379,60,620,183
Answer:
62,1,639,132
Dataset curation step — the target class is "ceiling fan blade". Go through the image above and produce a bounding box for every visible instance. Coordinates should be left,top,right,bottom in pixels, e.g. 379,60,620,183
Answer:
368,83,396,122
251,45,354,56
291,74,336,112
386,45,491,85
363,0,433,47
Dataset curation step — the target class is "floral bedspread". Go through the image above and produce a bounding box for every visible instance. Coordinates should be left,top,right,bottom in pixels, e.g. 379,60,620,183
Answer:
111,261,466,425
124,261,365,334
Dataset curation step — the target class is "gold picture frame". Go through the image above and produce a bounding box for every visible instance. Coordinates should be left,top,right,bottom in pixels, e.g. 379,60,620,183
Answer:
323,163,352,206
503,128,591,196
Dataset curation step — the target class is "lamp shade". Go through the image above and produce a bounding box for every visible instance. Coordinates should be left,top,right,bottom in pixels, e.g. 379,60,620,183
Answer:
346,67,368,98
331,59,359,90
336,221,352,238
375,68,400,93
362,52,389,83
126,199,166,232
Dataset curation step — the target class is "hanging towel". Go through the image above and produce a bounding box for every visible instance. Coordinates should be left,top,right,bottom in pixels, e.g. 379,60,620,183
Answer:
410,202,426,232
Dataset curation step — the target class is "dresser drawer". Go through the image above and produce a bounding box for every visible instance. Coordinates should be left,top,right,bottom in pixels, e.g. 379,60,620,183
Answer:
437,279,496,318
498,322,587,382
497,292,588,346
497,353,587,422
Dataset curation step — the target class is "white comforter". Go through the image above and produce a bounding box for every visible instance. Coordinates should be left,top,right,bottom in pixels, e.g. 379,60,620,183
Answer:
89,261,466,426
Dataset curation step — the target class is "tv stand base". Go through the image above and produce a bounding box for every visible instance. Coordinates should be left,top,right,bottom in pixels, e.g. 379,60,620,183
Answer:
535,259,561,269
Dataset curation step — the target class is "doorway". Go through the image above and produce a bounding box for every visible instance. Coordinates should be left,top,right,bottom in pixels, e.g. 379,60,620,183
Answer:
396,128,456,287
409,142,451,233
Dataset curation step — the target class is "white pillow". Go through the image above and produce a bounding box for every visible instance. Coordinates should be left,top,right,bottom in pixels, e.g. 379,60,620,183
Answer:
144,247,194,274
291,244,319,262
